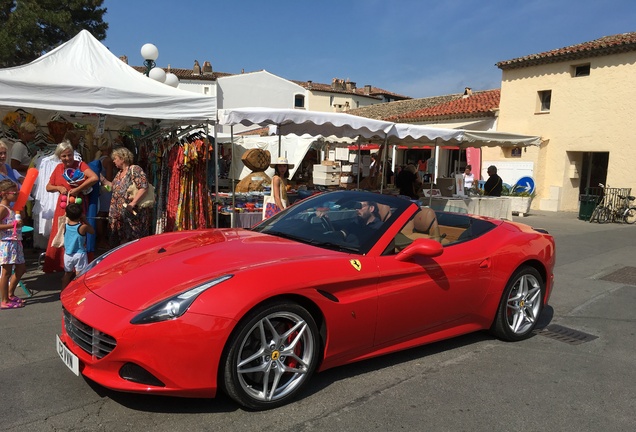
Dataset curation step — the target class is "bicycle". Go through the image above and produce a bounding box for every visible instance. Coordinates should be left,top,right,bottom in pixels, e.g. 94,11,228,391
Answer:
597,193,636,224
589,184,609,223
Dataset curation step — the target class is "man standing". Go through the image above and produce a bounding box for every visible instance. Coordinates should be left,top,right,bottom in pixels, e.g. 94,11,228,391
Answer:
484,165,503,197
396,164,420,199
11,121,37,177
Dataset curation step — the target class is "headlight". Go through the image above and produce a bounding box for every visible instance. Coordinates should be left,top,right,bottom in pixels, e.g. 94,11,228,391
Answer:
130,275,233,324
76,239,140,278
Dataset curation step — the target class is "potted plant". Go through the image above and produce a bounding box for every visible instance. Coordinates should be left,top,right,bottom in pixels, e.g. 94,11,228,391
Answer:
503,185,535,216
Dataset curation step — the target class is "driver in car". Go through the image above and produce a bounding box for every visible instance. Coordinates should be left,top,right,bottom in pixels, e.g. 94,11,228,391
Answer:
337,200,383,244
316,200,384,245
353,201,383,229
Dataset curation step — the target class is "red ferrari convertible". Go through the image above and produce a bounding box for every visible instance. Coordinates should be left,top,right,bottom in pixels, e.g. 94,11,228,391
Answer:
57,190,555,410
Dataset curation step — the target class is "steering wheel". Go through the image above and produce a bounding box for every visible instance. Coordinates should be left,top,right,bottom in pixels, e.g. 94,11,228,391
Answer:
319,215,335,232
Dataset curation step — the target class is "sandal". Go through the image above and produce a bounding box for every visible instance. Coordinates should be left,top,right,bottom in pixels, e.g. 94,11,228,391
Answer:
1,300,24,309
9,296,24,304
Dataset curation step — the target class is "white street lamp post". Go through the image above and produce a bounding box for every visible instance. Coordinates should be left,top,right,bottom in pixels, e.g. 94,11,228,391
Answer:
141,43,179,87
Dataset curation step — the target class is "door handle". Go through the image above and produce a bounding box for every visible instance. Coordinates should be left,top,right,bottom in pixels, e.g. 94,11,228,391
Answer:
479,258,491,269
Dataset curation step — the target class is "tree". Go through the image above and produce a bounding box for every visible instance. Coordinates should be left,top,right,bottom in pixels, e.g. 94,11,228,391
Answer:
0,0,108,67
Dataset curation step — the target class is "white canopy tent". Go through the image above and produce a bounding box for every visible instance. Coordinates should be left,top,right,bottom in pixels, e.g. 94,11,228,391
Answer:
216,108,397,225
0,30,218,235
385,123,543,201
0,30,215,129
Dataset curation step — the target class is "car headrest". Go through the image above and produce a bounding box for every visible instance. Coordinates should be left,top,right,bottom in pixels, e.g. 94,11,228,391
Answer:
376,203,392,221
413,208,437,234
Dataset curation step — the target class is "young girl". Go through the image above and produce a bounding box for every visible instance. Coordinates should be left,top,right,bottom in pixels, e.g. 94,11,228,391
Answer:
0,179,26,309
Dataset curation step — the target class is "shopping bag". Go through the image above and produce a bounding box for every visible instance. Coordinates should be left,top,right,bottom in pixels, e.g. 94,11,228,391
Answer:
262,196,281,220
127,182,156,208
51,216,67,248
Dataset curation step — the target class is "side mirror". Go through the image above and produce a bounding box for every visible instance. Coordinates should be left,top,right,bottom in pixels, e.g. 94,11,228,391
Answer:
395,238,443,261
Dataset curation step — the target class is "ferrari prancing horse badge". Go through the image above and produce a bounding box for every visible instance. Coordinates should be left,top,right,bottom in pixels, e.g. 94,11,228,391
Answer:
349,259,362,271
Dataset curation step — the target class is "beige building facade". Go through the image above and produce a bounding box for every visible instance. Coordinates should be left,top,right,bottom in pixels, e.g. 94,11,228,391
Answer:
297,78,409,113
486,33,636,212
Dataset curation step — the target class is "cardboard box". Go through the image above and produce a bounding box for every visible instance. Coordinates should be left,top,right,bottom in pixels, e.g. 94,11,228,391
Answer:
313,171,340,186
314,164,341,173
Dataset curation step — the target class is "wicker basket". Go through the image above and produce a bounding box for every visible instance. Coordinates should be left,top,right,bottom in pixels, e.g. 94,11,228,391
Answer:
47,121,75,143
241,149,271,171
235,172,271,193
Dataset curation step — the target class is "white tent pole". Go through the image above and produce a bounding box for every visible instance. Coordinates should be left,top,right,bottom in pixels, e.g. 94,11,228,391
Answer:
430,138,442,207
231,125,236,228
356,137,361,189
379,137,388,194
210,120,217,229
434,142,440,183
391,145,397,182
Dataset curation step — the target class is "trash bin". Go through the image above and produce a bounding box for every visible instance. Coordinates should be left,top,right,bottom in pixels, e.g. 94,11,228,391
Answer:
578,195,599,221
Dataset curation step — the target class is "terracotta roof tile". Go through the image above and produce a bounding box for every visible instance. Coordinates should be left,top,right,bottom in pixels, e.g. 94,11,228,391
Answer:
347,93,463,120
348,90,499,123
239,126,270,136
497,31,636,69
385,89,500,122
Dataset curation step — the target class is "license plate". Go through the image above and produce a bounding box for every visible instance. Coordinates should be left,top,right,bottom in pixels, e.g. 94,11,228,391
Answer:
56,334,79,376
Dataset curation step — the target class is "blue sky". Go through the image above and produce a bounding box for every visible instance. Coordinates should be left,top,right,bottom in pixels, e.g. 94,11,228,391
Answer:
103,0,636,98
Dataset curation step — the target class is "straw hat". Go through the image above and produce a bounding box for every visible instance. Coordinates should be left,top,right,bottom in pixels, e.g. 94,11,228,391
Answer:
270,157,294,169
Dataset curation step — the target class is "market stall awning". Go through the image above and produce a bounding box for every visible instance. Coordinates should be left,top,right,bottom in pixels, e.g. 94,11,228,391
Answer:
459,130,542,147
386,123,542,148
387,123,464,146
217,108,543,148
217,107,394,140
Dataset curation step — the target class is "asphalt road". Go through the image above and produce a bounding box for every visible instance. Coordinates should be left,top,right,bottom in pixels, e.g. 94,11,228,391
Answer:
1,211,635,432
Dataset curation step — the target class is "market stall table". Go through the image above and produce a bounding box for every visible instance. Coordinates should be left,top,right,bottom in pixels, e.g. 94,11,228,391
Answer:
427,196,512,220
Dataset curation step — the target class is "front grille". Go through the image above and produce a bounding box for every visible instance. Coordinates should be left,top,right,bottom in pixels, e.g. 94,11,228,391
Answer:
63,308,117,359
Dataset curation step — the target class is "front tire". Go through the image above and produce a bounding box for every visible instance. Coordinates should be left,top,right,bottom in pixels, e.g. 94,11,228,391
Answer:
221,302,320,410
492,266,544,341
597,207,610,224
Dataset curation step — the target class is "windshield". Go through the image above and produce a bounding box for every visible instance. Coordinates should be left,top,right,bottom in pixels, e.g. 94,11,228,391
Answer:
251,191,412,254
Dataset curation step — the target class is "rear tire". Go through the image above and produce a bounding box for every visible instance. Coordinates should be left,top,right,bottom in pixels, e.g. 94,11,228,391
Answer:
624,207,636,225
492,266,544,342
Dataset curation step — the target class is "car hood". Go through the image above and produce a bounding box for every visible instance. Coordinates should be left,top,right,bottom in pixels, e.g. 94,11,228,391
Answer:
83,229,337,311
